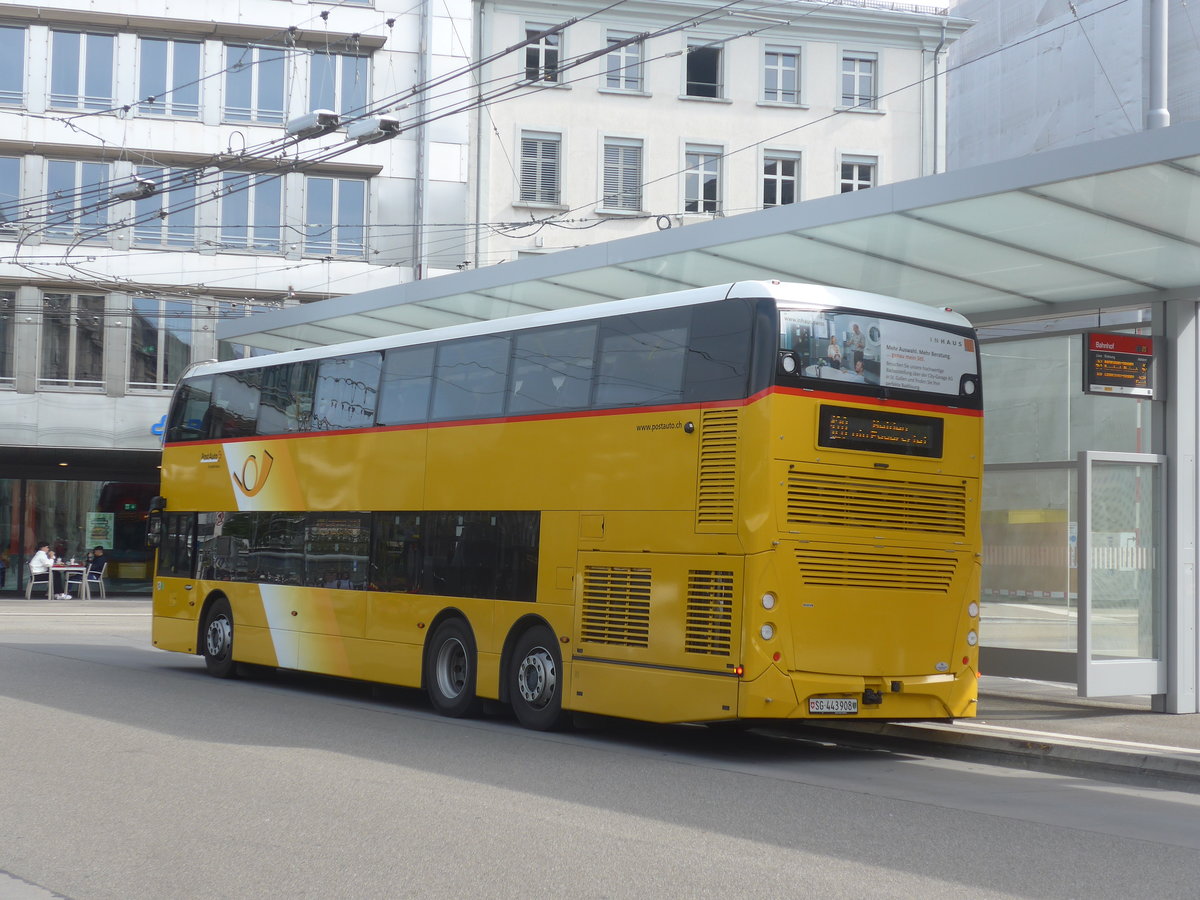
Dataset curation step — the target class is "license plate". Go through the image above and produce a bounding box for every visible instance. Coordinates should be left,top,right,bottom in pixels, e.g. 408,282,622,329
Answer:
808,697,858,715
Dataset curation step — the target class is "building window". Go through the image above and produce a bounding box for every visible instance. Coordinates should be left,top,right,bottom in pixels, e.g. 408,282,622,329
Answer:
684,146,720,213
840,155,877,192
133,166,198,248
763,47,799,104
524,25,559,83
763,153,799,207
605,32,642,91
224,44,288,125
129,297,193,390
0,156,20,231
602,139,642,211
305,176,366,257
220,172,283,251
0,291,14,381
685,40,722,98
139,38,201,118
0,26,25,106
519,132,561,205
841,51,877,108
46,160,110,241
311,51,369,116
40,293,105,388
50,31,115,111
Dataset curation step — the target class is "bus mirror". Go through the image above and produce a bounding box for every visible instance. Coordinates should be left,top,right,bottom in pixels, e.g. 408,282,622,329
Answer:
146,510,163,549
149,495,167,513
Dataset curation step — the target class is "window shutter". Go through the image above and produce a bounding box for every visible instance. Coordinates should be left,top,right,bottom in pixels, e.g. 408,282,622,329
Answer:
603,143,642,210
521,136,560,204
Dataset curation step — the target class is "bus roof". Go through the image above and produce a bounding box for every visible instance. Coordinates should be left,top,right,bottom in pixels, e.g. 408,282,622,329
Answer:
184,281,973,380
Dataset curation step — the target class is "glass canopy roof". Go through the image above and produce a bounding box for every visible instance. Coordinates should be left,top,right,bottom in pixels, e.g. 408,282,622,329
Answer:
221,122,1200,352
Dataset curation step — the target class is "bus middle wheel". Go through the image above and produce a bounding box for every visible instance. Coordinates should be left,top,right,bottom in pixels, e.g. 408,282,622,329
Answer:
510,625,568,731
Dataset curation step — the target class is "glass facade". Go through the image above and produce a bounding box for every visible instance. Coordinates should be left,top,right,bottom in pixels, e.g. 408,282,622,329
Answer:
1,478,158,595
979,322,1155,658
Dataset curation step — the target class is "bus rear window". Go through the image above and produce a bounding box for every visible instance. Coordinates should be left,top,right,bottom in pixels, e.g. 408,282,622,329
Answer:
777,307,981,405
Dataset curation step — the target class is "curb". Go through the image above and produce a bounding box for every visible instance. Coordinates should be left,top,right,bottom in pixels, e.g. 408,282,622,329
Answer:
801,719,1200,786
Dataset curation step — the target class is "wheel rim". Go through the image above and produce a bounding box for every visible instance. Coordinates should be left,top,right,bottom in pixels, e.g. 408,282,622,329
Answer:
516,646,557,710
206,614,231,659
435,637,469,699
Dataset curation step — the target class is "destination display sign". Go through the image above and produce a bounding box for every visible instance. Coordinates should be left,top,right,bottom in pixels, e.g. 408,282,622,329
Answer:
1083,332,1154,398
817,405,943,458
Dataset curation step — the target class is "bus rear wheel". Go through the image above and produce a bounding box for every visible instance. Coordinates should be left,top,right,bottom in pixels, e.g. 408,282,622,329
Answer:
425,618,479,718
202,598,236,678
509,625,568,731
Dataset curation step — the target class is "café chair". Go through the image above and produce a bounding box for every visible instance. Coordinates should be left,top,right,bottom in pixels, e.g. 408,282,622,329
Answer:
66,562,107,601
25,566,50,600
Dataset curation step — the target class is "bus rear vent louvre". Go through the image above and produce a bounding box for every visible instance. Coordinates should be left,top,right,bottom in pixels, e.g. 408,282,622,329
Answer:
795,549,957,593
685,569,735,655
787,471,967,536
581,566,651,647
697,409,739,529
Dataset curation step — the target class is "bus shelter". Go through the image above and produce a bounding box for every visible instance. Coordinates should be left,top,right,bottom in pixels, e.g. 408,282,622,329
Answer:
221,121,1200,714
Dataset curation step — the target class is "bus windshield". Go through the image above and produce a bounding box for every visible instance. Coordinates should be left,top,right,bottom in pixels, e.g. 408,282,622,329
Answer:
776,305,981,406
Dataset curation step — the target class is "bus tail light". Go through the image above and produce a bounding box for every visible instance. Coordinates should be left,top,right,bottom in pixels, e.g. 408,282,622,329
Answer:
760,623,775,640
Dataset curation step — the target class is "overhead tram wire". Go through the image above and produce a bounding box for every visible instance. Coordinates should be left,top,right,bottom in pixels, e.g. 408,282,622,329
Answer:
0,1,646,238
14,0,744,250
538,0,1137,228
6,0,773,246
6,0,880,262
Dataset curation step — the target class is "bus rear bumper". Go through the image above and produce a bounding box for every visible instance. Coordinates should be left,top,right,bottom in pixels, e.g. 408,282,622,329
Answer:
740,666,978,720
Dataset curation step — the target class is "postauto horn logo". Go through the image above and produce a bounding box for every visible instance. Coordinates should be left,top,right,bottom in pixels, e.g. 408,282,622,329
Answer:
232,450,275,497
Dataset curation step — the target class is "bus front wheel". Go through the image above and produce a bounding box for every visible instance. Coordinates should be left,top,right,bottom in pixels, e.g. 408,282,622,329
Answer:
202,598,236,678
509,625,568,731
424,618,479,717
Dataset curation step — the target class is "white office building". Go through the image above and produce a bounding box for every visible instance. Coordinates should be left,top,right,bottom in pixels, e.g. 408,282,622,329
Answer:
0,0,472,590
468,0,969,266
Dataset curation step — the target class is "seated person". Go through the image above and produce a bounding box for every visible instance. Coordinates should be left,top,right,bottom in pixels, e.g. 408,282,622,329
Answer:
87,546,107,575
30,541,69,598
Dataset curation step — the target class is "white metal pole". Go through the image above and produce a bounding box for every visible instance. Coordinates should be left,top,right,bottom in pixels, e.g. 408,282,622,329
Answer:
1147,0,1170,129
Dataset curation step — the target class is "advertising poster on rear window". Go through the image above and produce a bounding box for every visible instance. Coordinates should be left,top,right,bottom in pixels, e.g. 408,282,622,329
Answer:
778,309,977,396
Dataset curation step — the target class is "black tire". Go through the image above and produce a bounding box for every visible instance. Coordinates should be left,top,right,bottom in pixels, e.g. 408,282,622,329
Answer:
201,597,237,678
424,618,479,717
509,625,568,731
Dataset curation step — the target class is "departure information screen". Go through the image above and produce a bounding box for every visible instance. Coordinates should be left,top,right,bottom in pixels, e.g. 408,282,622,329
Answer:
818,405,943,458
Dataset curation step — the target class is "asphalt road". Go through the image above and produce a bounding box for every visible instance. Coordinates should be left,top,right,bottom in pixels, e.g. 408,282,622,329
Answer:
3,602,1200,900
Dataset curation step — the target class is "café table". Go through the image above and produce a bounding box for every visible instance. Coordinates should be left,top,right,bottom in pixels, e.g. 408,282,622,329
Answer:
49,564,87,599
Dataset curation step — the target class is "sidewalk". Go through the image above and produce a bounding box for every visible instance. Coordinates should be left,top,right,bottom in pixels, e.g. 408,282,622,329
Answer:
4,592,1198,785
805,675,1200,788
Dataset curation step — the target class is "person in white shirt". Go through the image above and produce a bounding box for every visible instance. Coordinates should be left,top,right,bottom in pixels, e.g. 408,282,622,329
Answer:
29,541,70,599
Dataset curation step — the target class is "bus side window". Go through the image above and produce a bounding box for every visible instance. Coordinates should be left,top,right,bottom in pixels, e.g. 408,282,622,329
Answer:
209,371,261,439
430,336,511,421
684,300,754,402
509,323,596,414
257,362,316,435
309,352,382,432
377,345,435,426
167,376,213,443
595,309,688,408
157,513,197,578
371,512,423,592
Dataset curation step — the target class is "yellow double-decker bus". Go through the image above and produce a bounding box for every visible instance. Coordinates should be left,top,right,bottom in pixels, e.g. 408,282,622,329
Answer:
149,281,982,729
